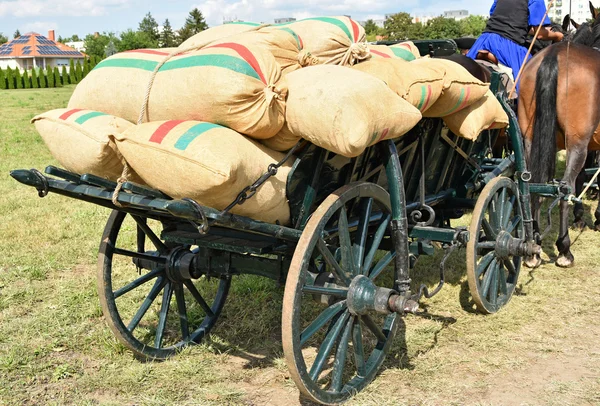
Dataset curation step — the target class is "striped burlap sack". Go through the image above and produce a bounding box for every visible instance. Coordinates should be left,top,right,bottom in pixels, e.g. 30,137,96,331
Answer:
268,65,422,157
442,90,509,140
410,58,489,117
179,22,262,49
32,108,141,181
390,41,421,59
113,120,292,224
368,44,418,61
273,16,369,66
210,28,318,75
352,58,445,113
69,44,287,139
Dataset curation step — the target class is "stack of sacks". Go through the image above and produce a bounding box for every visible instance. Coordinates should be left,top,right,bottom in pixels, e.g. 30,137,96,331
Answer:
179,22,262,49
368,42,421,61
391,42,421,59
410,58,489,117
442,90,509,140
208,28,318,75
32,108,142,183
352,58,446,113
68,43,287,139
267,16,368,66
263,65,422,157
112,121,291,224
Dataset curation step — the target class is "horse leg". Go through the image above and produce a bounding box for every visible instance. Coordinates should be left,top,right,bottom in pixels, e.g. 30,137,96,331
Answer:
525,194,543,268
556,150,587,268
572,168,586,230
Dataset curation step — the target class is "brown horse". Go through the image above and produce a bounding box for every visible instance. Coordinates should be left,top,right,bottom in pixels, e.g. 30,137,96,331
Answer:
518,7,600,268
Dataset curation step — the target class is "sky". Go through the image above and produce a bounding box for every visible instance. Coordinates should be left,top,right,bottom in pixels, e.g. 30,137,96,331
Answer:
0,0,495,39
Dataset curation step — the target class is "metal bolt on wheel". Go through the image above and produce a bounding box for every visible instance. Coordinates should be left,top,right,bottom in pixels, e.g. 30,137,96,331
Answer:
97,210,230,360
283,182,400,405
467,177,524,314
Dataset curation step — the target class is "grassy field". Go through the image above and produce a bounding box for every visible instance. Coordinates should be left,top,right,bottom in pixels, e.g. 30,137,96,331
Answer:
1,87,599,406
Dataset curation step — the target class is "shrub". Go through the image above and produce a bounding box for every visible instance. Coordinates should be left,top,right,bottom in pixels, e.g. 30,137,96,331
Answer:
14,68,23,89
46,68,55,87
22,70,30,88
61,66,67,85
0,68,6,90
31,68,39,88
54,67,62,87
7,67,15,89
75,60,83,82
69,59,76,84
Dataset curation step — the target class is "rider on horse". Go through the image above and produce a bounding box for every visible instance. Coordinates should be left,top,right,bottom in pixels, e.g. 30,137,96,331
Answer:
466,0,564,91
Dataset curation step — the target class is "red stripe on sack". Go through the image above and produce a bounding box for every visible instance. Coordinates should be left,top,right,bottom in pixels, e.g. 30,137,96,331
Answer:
149,120,185,144
297,34,304,49
422,85,433,111
370,49,391,58
457,86,472,111
206,42,267,84
124,49,170,56
350,19,360,42
59,108,84,120
377,128,390,142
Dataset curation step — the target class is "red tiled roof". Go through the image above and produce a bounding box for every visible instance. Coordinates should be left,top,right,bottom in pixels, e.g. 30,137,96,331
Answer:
0,32,84,59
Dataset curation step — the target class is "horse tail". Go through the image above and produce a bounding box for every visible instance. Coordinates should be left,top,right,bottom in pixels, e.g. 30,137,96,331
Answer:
530,46,560,183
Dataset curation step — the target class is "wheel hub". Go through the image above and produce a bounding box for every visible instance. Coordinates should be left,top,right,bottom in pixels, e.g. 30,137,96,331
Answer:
165,247,196,282
495,231,541,259
347,275,395,315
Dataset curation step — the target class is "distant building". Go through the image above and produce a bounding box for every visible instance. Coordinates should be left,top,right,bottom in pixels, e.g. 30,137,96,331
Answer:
444,10,470,20
223,17,244,24
0,30,85,71
412,15,436,24
274,17,296,24
549,0,599,24
357,19,386,28
65,41,85,53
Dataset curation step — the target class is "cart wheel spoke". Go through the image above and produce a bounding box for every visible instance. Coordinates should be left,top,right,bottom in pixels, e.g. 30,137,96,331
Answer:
354,198,373,275
317,239,351,286
300,301,347,346
476,241,496,251
112,247,165,266
363,214,391,275
481,259,497,298
114,268,162,299
338,206,356,276
330,316,354,392
131,215,168,254
506,215,522,234
488,262,499,305
498,188,507,227
174,282,190,341
498,263,508,296
352,318,366,377
137,223,146,253
502,195,516,229
368,250,396,281
183,279,215,318
127,276,167,333
482,218,497,240
309,311,350,382
154,281,174,348
476,252,495,278
504,257,517,277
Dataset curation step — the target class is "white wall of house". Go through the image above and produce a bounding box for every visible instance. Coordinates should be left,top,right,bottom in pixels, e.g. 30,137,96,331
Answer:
0,59,19,70
0,57,83,71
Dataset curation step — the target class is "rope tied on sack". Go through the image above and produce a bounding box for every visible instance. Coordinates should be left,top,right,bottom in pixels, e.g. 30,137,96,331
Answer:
297,50,320,67
327,42,370,66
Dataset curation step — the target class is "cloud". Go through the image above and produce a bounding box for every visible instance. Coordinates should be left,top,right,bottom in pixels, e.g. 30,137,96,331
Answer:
21,20,59,34
0,0,131,18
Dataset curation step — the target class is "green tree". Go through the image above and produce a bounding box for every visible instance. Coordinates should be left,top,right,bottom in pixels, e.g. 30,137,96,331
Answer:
70,34,81,41
0,67,6,89
84,32,120,60
384,12,414,40
83,58,90,77
75,60,83,81
13,29,20,38
178,8,208,43
423,17,463,39
138,12,160,46
409,22,427,39
14,68,22,89
6,67,14,89
57,35,65,43
69,59,76,84
31,68,39,88
0,33,7,44
118,29,155,51
105,40,117,57
364,19,379,35
22,70,30,88
459,15,487,37
61,66,68,85
54,66,62,87
41,70,48,88
161,18,176,47
46,68,55,87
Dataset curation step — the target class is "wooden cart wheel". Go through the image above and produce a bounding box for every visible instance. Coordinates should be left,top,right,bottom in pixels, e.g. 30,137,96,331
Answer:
283,182,400,405
97,210,230,360
467,177,524,314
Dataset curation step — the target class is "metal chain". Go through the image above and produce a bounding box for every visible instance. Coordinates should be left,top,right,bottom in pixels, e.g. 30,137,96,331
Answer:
220,140,307,215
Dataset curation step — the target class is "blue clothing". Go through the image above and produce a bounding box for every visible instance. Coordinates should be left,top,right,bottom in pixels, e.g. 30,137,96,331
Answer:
466,0,551,92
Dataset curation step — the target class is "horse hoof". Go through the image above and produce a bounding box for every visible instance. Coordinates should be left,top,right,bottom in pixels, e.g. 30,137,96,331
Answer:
556,255,574,268
524,255,542,268
571,220,586,231
594,223,600,232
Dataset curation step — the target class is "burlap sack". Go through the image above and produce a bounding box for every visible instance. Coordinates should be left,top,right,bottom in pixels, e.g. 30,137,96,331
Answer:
113,121,292,224
261,128,301,151
368,44,418,61
390,41,421,59
411,58,489,117
32,108,140,181
275,16,368,66
68,45,287,139
442,90,509,140
280,65,422,157
179,22,261,50
211,29,318,75
352,58,445,113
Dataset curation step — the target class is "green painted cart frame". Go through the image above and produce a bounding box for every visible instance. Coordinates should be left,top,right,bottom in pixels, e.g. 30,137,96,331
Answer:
11,72,547,405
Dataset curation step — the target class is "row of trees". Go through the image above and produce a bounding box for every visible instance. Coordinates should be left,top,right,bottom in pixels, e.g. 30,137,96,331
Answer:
0,57,100,90
366,14,488,41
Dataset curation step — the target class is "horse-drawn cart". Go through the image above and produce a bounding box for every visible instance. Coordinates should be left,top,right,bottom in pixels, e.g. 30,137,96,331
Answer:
11,72,543,404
